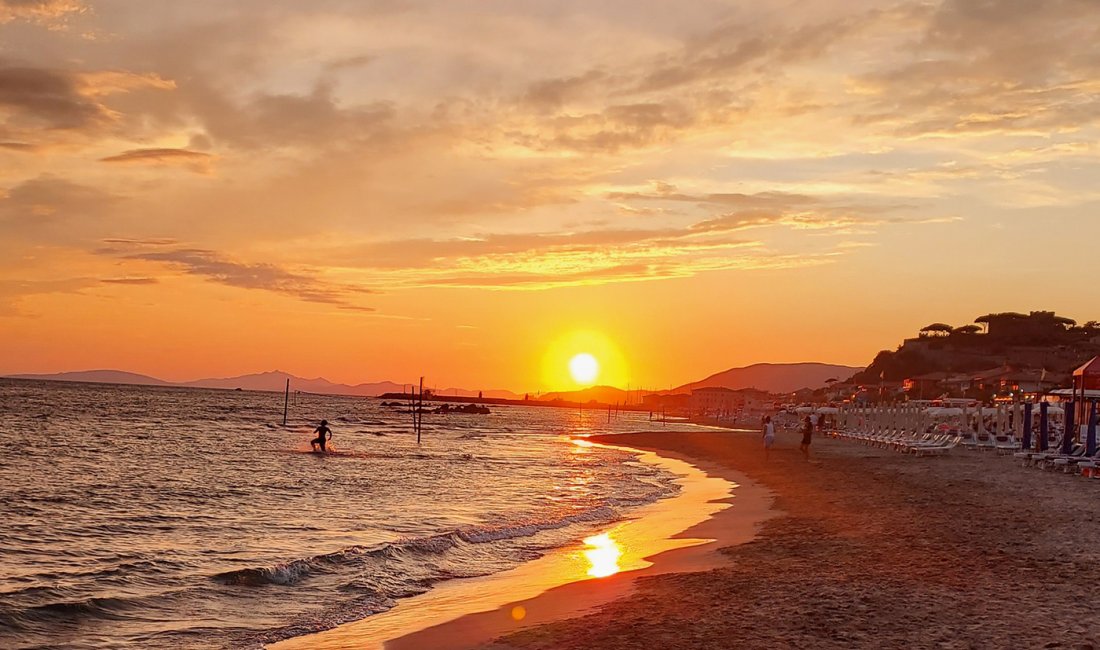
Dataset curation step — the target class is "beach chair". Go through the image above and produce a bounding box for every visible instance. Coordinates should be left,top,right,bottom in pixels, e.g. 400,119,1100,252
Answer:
1038,445,1086,471
992,434,1018,455
1079,460,1100,478
910,437,960,457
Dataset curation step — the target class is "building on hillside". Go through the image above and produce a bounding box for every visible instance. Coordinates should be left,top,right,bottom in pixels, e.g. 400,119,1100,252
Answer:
972,366,1067,395
824,382,859,402
904,372,954,399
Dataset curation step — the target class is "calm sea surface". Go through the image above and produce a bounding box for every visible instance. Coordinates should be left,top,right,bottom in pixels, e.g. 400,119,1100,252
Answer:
0,379,704,649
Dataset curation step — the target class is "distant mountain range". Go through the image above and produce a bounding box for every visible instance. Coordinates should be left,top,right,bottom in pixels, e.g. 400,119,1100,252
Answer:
538,385,639,404
537,362,864,403
668,362,864,394
5,369,523,399
7,361,862,401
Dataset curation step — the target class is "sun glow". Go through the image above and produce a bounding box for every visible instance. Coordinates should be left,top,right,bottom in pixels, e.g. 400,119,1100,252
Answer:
569,353,599,384
541,330,628,391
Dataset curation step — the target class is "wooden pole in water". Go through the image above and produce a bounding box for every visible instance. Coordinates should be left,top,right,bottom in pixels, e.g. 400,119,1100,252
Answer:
282,378,289,426
417,376,424,444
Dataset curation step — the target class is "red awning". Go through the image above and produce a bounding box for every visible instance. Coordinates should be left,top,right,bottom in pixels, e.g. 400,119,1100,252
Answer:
1074,356,1100,391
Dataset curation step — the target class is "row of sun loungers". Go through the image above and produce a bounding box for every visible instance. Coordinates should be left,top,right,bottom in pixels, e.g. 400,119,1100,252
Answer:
827,428,960,456
828,425,1100,478
1014,444,1100,477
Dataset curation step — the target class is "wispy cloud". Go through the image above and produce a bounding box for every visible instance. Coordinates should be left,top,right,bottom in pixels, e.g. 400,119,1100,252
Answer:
100,147,214,173
123,248,375,311
100,277,158,285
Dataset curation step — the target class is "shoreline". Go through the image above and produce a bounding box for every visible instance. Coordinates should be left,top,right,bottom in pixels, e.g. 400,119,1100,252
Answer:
477,430,1100,650
269,434,774,650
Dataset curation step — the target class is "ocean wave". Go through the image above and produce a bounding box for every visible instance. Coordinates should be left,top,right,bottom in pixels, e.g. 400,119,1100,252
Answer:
0,594,147,631
213,504,625,588
27,595,136,620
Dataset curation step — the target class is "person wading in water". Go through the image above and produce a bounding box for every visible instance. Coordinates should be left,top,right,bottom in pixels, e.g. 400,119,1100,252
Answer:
311,419,332,453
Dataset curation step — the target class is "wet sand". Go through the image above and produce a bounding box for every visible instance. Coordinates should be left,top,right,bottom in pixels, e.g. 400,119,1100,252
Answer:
479,430,1100,650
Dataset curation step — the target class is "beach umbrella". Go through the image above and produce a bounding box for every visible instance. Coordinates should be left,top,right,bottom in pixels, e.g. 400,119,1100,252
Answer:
1022,403,1033,450
1038,402,1049,451
1061,401,1076,454
1087,402,1098,458
974,405,986,437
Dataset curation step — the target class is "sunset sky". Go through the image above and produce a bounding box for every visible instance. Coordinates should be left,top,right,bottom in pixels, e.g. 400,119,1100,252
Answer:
2,0,1099,392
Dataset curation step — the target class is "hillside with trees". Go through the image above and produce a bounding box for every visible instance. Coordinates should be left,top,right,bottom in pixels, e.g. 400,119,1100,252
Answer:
849,311,1100,385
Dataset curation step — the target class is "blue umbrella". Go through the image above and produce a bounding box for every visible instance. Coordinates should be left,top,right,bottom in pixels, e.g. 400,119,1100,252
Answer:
1038,402,1049,451
1021,402,1033,450
1087,402,1097,458
1061,401,1076,455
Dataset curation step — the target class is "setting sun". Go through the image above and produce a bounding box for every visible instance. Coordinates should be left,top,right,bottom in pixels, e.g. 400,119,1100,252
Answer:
569,353,599,385
540,331,628,391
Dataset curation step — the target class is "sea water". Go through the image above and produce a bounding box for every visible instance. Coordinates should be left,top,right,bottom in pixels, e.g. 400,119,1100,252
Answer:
0,379,703,649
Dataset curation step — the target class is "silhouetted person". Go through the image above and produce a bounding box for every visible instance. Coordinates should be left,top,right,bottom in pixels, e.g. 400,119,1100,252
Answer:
800,415,813,460
311,419,332,452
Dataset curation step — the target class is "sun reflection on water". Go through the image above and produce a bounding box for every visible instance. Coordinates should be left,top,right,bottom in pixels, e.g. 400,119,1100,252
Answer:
570,438,594,454
582,532,622,578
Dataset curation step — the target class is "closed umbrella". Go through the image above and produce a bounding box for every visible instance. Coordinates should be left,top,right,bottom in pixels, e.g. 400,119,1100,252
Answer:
1087,402,1097,458
1061,401,1076,454
1022,403,1033,449
1038,402,1049,451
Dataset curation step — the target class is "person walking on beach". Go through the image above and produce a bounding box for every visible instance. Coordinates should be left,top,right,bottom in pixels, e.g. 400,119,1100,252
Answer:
800,415,813,460
762,415,776,460
311,419,332,453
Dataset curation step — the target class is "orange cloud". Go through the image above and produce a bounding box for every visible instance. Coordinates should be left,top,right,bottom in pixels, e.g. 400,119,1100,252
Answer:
100,147,214,174
0,0,85,26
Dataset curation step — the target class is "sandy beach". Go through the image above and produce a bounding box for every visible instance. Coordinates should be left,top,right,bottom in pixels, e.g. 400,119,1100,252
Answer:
465,429,1100,650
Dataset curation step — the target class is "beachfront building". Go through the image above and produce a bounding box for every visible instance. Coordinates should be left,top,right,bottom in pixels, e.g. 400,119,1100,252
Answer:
689,387,772,417
689,387,737,416
641,392,690,415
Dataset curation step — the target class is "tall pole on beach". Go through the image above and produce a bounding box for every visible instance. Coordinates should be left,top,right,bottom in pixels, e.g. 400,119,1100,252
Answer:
282,378,289,426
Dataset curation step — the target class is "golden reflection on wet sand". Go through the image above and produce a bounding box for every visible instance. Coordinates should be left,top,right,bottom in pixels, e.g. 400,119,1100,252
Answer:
583,533,622,578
